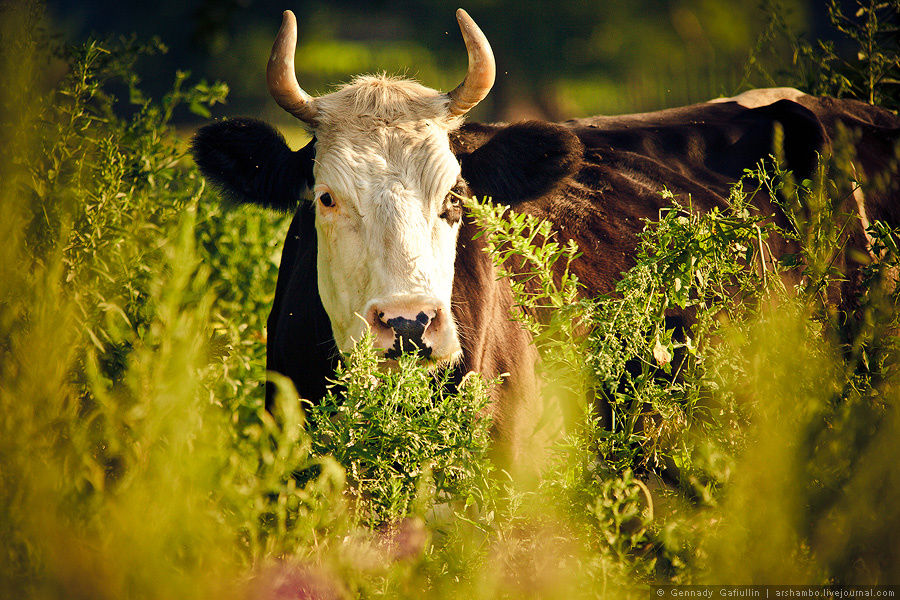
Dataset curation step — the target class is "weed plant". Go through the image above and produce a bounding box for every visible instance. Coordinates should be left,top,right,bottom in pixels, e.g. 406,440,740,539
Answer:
747,0,900,110
304,335,494,525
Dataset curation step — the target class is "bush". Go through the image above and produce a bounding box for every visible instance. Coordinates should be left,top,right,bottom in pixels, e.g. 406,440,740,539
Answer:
747,0,900,110
0,5,346,597
466,146,900,584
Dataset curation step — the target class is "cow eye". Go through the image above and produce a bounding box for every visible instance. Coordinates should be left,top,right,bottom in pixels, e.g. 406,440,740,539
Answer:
440,186,465,224
319,192,335,208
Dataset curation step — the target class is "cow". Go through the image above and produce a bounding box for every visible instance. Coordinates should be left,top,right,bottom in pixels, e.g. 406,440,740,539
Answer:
191,9,900,457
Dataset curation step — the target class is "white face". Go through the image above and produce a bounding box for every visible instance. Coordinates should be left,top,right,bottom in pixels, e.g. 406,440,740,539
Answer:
310,91,465,364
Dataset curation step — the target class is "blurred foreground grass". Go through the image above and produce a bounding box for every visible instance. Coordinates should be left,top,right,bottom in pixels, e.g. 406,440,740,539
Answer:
2,2,899,598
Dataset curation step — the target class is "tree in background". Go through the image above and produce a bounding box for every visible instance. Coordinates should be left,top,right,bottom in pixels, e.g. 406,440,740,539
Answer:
48,0,825,121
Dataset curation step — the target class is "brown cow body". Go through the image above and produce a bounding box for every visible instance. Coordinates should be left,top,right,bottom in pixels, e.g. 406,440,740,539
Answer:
190,11,900,454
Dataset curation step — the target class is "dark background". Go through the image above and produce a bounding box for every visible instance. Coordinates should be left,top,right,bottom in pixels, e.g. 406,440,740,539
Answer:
44,0,847,126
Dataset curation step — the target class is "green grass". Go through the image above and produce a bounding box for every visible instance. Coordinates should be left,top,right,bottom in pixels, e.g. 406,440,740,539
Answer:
2,2,900,598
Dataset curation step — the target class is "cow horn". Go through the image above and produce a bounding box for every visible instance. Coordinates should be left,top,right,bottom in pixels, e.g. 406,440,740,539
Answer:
267,10,318,124
447,9,496,117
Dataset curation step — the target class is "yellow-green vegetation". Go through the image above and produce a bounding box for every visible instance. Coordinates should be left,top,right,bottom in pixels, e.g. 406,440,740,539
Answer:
2,2,899,598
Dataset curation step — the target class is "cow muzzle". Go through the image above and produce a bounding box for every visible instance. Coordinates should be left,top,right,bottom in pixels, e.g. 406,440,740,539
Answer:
364,295,461,363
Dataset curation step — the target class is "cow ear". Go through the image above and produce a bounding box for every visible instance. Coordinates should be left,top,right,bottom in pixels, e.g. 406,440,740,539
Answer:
457,121,583,204
190,117,315,211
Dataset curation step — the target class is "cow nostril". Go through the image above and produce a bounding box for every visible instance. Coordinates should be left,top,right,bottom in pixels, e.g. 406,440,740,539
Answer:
386,316,425,339
415,311,430,325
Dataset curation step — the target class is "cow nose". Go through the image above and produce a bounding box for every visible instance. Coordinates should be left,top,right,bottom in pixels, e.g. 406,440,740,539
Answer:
382,312,433,358
385,312,430,340
367,300,442,360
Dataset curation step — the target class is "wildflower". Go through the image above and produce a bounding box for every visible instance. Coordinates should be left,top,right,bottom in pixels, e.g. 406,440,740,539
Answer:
652,338,672,366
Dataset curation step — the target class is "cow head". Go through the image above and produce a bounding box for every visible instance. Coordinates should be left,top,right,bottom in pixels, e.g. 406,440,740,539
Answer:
193,9,496,365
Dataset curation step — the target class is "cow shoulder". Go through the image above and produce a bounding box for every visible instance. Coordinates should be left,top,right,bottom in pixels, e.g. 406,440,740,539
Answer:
451,121,584,204
791,96,900,227
745,96,898,199
191,117,315,211
747,98,826,179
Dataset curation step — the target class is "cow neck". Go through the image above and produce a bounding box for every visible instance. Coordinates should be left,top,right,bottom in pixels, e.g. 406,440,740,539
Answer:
450,213,540,447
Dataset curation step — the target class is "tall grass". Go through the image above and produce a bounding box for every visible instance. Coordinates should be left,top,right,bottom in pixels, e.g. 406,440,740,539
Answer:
0,4,340,597
2,2,900,598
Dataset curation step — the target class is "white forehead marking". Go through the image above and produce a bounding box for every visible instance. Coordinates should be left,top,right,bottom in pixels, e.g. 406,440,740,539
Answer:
314,74,459,126
310,75,463,216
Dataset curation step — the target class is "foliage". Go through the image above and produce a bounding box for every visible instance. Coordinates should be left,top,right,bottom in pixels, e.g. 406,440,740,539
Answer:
53,0,818,120
305,335,494,526
465,199,592,423
821,0,900,107
3,2,900,598
748,0,900,110
0,5,345,597
466,147,900,583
